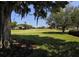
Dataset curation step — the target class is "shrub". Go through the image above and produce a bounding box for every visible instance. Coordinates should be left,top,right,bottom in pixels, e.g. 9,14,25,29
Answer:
68,30,79,37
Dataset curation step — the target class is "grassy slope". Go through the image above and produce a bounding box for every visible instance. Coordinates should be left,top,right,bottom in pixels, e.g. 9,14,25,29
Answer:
11,29,79,56
11,29,79,42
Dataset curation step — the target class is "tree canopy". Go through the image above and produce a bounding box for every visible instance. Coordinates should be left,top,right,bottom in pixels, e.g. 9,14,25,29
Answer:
0,1,69,22
47,5,73,32
71,7,79,30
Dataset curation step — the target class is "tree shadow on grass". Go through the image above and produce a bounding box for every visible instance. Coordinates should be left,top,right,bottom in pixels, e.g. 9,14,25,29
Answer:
43,32,68,34
0,35,79,57
11,35,66,46
11,35,79,57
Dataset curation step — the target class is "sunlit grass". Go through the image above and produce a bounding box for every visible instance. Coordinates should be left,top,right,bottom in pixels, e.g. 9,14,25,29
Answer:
11,29,79,42
11,29,79,56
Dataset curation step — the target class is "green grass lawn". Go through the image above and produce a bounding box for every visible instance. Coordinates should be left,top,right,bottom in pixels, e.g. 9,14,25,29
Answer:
11,29,79,42
11,29,79,56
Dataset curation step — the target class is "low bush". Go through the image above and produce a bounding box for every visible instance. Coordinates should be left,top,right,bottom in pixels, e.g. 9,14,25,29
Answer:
68,30,79,37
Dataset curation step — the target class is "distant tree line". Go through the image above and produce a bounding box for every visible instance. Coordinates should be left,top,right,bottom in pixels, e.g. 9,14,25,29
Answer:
10,21,35,30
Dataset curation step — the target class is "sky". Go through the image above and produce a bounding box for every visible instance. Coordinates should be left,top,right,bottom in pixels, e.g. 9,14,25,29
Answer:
11,1,79,27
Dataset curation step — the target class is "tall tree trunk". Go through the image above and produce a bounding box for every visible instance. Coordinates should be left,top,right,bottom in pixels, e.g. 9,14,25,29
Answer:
3,10,12,48
0,7,3,48
3,17,11,48
1,7,5,48
77,26,79,31
0,6,11,48
62,26,65,33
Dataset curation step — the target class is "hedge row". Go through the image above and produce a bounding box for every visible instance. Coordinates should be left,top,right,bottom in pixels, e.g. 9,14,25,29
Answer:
68,30,79,37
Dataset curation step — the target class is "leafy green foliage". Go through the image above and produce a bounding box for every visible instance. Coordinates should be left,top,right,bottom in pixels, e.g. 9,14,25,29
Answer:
0,1,68,24
16,23,34,29
47,6,73,32
10,21,17,29
71,7,79,29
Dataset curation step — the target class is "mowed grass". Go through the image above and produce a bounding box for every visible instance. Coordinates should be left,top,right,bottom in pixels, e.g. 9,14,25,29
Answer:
11,29,79,42
11,29,79,56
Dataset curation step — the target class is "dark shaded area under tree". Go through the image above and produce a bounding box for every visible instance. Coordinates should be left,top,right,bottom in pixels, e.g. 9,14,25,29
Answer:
0,33,79,57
